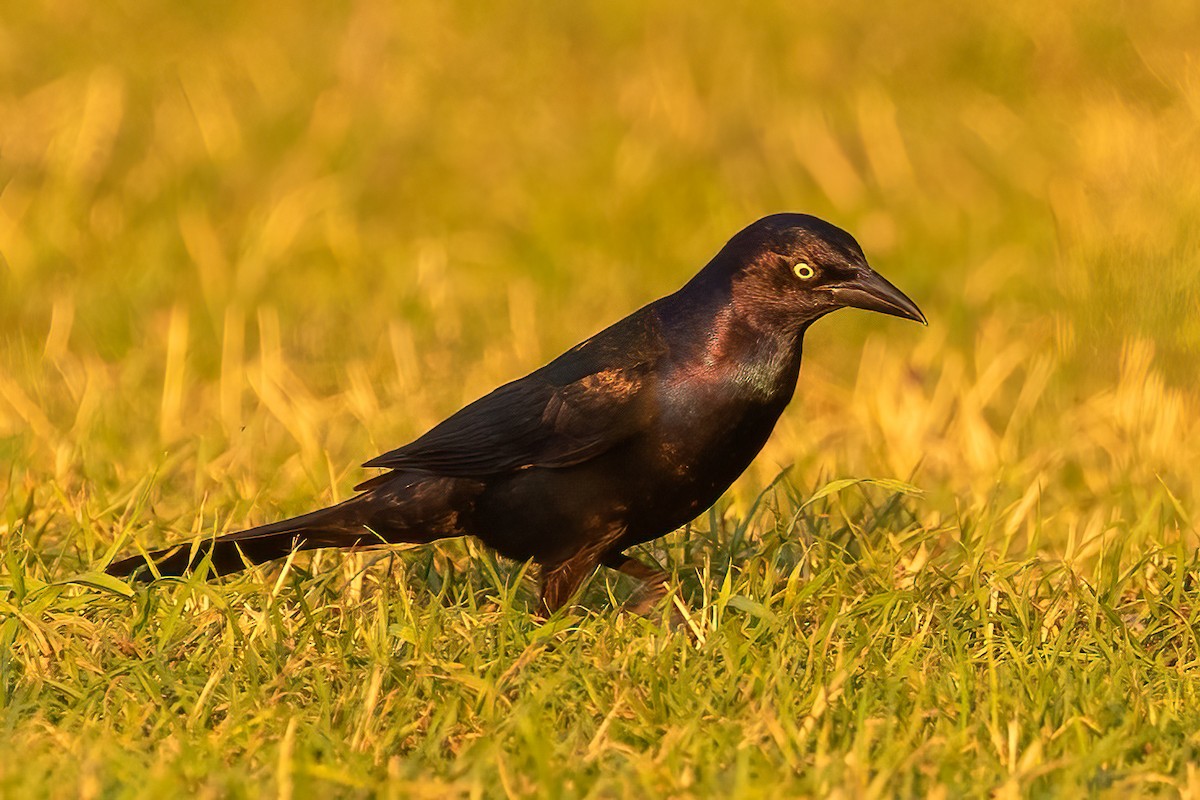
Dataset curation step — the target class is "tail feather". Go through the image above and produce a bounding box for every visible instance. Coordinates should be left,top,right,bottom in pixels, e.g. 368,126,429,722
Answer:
105,498,381,580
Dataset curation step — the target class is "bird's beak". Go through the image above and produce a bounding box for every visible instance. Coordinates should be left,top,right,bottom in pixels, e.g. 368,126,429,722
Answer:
829,267,927,325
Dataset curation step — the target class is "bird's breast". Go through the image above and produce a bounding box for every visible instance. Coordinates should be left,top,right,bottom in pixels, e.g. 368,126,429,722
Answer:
627,349,799,519
656,370,791,469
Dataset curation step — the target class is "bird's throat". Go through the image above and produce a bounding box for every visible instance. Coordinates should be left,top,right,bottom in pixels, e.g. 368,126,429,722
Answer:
699,305,804,405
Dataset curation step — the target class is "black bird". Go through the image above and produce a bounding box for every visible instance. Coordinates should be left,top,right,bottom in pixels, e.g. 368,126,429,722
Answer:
107,214,926,614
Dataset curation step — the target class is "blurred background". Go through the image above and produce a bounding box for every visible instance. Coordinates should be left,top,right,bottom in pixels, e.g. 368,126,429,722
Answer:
2,1,1198,564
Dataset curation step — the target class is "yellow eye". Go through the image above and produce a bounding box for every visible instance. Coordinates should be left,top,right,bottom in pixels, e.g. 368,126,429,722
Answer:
792,262,815,280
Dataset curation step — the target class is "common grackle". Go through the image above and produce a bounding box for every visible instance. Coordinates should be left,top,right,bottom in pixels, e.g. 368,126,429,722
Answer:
107,214,926,614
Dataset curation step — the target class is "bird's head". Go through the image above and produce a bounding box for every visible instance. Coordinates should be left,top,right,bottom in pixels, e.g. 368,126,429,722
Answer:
700,213,927,334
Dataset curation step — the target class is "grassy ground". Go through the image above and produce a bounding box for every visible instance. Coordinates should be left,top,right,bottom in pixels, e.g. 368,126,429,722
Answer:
3,1,1200,796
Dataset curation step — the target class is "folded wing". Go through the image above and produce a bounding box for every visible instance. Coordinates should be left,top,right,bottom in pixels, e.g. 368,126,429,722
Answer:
359,309,665,484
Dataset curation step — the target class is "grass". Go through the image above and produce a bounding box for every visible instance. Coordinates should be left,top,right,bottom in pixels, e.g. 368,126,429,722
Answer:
3,0,1200,796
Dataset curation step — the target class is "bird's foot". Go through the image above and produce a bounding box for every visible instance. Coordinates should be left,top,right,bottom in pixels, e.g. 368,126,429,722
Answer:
602,553,699,636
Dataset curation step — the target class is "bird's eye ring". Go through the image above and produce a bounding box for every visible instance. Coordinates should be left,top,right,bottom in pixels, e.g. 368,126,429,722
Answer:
792,262,815,280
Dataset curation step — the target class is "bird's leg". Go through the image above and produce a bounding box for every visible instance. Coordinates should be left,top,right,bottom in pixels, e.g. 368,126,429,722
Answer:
538,526,629,617
538,554,601,617
601,552,672,616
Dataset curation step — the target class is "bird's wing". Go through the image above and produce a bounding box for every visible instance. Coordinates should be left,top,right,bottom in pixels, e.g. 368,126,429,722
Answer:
361,309,664,479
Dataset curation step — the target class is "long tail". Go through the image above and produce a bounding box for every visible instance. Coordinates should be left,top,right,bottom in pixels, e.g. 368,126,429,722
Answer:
106,495,393,580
